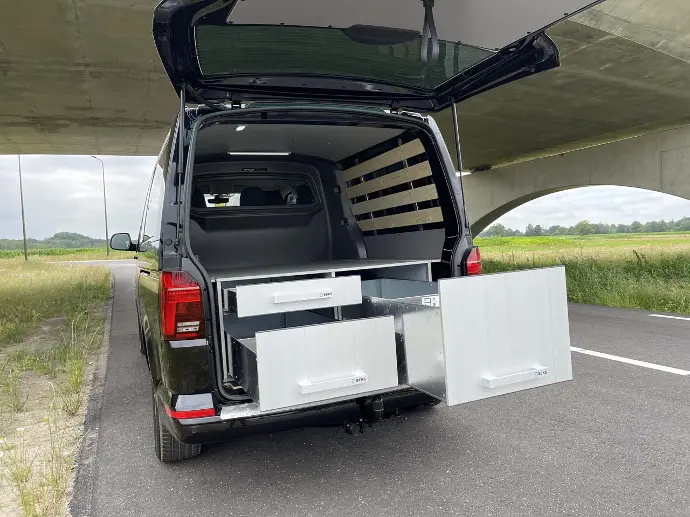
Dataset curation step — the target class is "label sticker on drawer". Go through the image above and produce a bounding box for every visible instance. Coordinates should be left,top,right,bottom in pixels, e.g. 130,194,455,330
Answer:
422,295,440,307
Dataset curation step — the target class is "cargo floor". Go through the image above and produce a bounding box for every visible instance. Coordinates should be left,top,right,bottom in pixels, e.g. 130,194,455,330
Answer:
206,258,436,281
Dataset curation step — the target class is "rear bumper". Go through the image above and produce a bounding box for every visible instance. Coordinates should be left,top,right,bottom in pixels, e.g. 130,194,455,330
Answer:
158,388,436,445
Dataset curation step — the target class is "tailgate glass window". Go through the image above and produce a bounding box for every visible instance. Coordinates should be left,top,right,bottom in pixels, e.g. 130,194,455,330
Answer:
195,25,494,91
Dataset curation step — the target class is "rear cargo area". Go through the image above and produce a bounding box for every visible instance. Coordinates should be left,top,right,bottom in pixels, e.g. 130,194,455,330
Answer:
188,118,451,272
185,111,572,414
186,113,453,403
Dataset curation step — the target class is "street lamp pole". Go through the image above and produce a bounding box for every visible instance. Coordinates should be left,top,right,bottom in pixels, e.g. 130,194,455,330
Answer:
18,155,28,261
91,155,109,256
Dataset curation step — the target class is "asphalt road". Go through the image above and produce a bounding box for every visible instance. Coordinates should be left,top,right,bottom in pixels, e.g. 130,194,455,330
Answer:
73,263,690,517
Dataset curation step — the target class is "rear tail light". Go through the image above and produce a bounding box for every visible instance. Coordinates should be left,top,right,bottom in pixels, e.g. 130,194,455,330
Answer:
160,271,205,341
164,405,215,420
466,246,483,276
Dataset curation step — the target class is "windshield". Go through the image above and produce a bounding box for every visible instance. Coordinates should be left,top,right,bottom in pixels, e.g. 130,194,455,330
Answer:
195,24,495,91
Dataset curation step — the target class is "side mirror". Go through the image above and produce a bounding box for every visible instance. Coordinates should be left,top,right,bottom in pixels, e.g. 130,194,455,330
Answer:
110,232,136,252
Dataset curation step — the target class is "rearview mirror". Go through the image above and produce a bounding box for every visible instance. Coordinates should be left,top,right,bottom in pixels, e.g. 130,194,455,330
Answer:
110,232,135,251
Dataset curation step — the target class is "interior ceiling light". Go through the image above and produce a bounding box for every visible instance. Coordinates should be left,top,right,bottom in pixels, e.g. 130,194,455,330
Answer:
227,152,291,156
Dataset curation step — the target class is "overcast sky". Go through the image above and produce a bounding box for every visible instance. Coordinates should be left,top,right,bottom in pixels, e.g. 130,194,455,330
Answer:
1,155,690,239
0,155,155,240
495,185,690,230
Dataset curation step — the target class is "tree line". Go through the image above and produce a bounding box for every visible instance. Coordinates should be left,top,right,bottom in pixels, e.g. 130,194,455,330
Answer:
0,232,106,250
480,218,690,237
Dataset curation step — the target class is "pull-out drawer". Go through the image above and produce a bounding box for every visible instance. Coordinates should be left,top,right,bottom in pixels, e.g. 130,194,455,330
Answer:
224,275,362,317
234,316,398,412
364,267,573,406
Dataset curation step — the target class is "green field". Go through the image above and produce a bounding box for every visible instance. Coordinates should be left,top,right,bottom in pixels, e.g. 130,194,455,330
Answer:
478,233,690,314
0,247,133,261
476,232,690,250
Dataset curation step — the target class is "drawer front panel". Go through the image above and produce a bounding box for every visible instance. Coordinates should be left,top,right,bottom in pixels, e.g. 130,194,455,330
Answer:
255,316,398,411
402,266,572,406
228,275,362,317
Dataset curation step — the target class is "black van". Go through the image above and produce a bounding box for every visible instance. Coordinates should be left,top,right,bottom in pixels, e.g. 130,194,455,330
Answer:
111,0,597,462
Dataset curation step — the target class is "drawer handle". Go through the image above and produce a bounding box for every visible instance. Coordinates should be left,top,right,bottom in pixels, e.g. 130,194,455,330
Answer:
482,367,549,389
299,373,368,394
273,289,333,304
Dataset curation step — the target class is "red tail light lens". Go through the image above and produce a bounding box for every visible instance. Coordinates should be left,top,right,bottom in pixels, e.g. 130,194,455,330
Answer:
164,405,215,420
466,246,483,276
160,271,205,341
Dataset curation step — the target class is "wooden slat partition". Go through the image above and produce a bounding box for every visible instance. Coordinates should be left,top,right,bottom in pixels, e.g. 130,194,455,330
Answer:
345,161,432,198
350,184,438,216
342,140,425,182
357,207,443,232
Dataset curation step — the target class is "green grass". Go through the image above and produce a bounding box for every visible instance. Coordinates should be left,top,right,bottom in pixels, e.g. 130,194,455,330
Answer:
0,247,133,260
475,232,690,251
480,233,690,314
0,260,111,346
0,261,111,517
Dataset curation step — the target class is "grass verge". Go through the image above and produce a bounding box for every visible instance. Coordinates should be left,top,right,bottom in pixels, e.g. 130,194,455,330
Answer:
0,259,111,346
0,261,111,517
481,235,690,314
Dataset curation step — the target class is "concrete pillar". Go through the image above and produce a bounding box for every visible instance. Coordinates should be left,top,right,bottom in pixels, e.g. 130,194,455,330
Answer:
464,124,690,234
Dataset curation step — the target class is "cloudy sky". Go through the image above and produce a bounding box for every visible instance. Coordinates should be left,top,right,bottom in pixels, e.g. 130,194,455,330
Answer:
0,155,155,240
495,185,690,230
1,155,690,240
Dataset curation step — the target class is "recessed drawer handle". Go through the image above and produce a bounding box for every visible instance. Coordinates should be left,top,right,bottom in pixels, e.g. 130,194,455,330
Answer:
273,289,333,304
299,373,368,394
482,367,549,389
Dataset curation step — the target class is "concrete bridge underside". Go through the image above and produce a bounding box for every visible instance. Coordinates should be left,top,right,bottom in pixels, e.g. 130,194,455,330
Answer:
465,124,690,234
1,0,690,172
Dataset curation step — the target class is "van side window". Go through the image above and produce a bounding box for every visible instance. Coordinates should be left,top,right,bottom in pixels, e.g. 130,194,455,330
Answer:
138,127,173,253
140,165,165,252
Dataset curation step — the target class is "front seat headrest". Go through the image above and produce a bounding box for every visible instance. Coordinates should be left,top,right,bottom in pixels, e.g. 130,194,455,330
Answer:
191,189,207,208
240,186,268,206
296,185,315,205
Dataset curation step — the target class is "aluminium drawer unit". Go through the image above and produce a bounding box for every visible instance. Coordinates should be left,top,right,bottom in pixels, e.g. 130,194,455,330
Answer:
213,260,572,416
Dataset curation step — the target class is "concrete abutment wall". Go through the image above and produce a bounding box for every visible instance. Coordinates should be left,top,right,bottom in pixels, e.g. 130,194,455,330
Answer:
464,124,690,234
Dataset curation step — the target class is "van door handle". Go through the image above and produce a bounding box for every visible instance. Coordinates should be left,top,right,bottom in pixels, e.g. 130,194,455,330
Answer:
139,270,151,276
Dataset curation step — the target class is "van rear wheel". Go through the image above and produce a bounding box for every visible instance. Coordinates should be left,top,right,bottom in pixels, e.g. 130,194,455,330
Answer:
138,324,146,355
152,385,201,463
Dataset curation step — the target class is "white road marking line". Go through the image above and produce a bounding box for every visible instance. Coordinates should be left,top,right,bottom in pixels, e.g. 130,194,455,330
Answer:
649,313,690,321
570,346,690,376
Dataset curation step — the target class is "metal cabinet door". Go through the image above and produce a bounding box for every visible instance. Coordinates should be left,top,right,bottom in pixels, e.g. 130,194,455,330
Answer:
403,267,572,405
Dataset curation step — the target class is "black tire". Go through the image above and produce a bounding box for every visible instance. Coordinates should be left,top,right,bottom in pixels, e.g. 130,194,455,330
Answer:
152,385,202,463
138,324,146,355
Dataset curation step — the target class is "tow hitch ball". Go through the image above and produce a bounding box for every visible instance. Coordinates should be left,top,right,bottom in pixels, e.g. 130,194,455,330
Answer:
343,396,398,434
